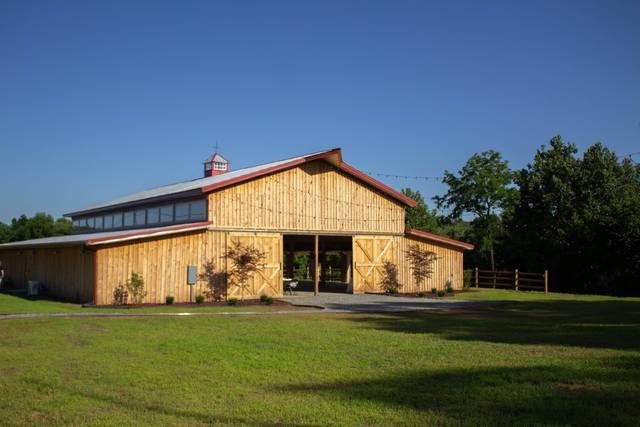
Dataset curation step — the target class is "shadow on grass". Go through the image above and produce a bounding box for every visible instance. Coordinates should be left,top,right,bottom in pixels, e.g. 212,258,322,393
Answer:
0,289,81,304
346,300,640,350
276,355,640,426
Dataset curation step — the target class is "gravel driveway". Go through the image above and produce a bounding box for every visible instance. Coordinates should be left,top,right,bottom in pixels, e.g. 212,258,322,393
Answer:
282,292,503,312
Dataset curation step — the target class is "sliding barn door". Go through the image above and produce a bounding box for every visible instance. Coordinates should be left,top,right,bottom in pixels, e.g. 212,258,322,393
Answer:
227,232,283,298
352,235,396,293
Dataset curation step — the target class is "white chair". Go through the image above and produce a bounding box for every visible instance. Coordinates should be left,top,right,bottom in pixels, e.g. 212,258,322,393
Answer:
285,280,298,295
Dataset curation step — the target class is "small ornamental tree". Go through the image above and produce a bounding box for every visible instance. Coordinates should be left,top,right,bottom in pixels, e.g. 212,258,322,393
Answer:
405,244,438,292
198,260,228,302
112,283,128,305
380,261,400,294
126,272,147,305
224,240,266,300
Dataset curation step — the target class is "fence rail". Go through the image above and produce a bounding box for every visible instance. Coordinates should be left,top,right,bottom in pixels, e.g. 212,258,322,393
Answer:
469,268,548,293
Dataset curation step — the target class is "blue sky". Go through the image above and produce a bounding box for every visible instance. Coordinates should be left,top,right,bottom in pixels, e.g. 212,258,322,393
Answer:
1,0,639,222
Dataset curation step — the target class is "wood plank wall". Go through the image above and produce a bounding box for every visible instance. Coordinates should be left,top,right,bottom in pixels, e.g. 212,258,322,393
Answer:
397,235,464,292
94,230,229,305
0,247,94,302
208,160,405,234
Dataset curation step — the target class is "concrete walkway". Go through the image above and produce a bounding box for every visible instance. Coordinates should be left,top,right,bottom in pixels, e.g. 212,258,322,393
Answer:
281,292,504,312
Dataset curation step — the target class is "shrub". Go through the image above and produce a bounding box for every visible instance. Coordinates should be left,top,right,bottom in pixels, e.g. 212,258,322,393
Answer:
227,297,238,306
195,294,205,304
165,295,175,305
112,283,128,305
463,270,472,288
437,290,446,297
126,272,147,305
387,287,399,295
263,296,274,305
418,291,429,297
431,287,437,294
260,294,270,303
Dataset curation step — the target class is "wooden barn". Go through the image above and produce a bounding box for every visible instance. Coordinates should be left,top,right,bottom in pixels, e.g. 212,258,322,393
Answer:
0,148,473,304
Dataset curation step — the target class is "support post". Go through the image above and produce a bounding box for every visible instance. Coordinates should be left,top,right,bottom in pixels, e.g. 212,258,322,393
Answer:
340,252,349,283
515,269,518,291
475,267,478,288
314,235,319,296
544,270,548,293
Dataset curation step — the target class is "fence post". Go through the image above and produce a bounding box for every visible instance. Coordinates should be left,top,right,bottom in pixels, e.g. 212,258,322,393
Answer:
475,267,478,288
544,270,548,293
515,269,518,291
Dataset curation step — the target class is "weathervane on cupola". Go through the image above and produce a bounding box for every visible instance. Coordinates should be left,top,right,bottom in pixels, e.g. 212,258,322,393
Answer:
203,142,229,177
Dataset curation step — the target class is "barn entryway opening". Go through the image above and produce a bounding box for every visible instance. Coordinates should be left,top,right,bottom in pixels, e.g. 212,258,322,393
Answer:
283,235,353,295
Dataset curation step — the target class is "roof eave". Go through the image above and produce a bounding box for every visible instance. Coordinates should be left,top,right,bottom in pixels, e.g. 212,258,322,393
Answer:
0,241,86,250
85,221,212,246
405,228,475,250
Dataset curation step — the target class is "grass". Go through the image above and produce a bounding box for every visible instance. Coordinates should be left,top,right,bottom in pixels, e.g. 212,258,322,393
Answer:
0,292,314,314
0,289,639,426
453,287,640,302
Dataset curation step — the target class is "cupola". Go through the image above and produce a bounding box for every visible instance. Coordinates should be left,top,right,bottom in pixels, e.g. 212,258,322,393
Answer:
203,152,229,177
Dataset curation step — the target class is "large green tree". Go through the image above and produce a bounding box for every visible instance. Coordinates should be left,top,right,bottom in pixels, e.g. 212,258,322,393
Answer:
0,222,12,243
401,188,440,233
435,150,516,270
505,136,640,295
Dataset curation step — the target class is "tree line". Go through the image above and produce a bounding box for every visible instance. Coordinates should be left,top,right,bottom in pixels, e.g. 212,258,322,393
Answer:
404,135,640,296
0,213,72,243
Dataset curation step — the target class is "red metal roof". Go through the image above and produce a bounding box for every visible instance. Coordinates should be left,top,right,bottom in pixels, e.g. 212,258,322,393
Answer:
405,228,475,250
200,148,417,207
85,222,212,246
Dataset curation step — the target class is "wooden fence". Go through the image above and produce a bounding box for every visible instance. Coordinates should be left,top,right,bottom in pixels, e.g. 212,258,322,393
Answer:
470,268,548,293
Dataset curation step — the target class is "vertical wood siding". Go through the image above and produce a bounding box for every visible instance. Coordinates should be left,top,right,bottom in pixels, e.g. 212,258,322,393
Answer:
350,235,464,294
397,235,464,292
0,247,94,303
95,230,226,305
208,160,405,234
93,230,284,305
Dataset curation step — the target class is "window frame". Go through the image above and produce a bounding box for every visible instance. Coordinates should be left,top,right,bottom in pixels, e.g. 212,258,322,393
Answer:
72,198,207,233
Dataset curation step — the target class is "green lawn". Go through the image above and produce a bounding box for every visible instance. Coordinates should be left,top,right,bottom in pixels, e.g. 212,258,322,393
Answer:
453,287,640,302
0,289,639,426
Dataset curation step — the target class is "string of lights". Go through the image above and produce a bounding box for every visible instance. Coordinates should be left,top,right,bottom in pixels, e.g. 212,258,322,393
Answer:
364,171,443,181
